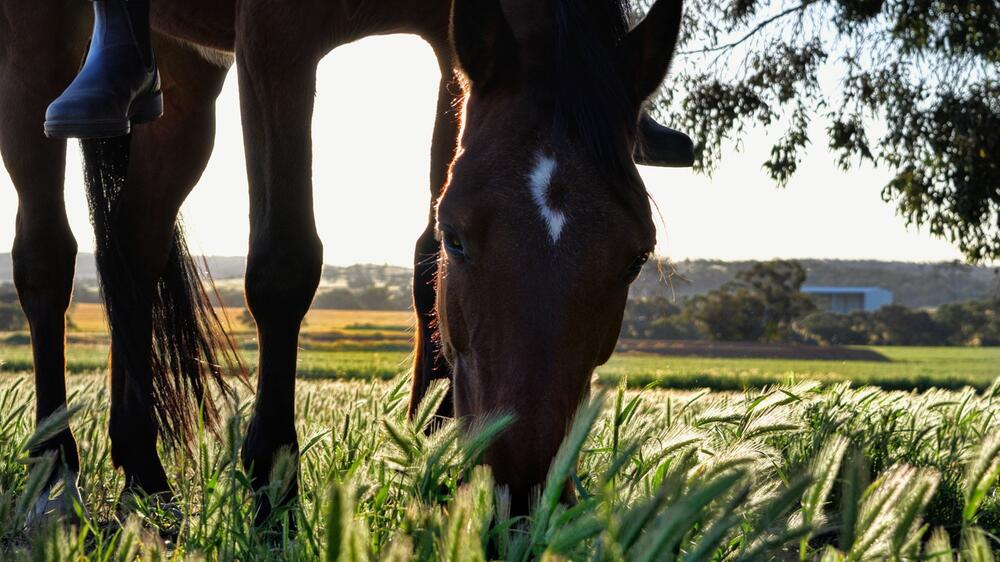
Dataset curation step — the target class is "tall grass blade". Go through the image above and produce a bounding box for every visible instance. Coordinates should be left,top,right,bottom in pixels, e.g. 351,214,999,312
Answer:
924,527,953,562
630,469,746,562
801,435,849,531
889,470,938,558
20,404,84,455
412,379,450,434
962,527,996,562
963,433,1000,525
616,448,697,551
12,452,56,532
527,392,607,557
325,483,347,562
838,446,868,552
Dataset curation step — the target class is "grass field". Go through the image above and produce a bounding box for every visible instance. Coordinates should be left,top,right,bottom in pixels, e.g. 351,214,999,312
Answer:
600,346,1000,391
48,305,1000,391
3,305,1000,558
3,334,998,392
1,374,999,560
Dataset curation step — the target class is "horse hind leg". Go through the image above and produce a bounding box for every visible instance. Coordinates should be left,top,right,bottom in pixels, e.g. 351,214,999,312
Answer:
0,1,91,523
81,33,236,509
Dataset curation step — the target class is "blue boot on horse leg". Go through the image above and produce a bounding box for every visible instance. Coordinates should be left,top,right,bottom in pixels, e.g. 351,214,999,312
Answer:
44,0,161,139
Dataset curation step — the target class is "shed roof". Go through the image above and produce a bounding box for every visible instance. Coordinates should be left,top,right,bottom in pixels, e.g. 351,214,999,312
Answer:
801,286,892,295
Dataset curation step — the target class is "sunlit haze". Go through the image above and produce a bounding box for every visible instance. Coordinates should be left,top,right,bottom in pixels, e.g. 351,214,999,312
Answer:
0,35,966,266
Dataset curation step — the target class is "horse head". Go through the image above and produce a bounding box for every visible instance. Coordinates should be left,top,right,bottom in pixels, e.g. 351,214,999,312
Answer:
436,0,685,512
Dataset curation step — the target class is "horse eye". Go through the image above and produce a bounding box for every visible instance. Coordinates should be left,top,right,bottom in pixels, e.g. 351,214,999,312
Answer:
626,252,650,281
442,229,466,259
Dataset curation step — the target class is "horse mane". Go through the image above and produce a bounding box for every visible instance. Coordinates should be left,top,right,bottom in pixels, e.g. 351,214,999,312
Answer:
548,0,642,189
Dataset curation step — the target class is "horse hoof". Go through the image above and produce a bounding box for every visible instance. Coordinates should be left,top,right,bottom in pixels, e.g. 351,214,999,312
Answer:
116,490,184,532
25,472,86,529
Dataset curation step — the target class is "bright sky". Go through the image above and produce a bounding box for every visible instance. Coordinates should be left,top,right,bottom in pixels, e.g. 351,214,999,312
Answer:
0,35,966,266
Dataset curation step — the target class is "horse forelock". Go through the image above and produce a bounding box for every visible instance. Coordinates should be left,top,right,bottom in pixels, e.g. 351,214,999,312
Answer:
448,0,651,248
511,0,646,241
515,0,645,206
549,0,636,173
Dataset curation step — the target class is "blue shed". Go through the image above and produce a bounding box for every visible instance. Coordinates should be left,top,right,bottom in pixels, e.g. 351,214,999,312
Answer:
801,286,894,313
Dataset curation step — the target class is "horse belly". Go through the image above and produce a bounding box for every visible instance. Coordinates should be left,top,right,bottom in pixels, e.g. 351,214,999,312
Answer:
152,0,236,52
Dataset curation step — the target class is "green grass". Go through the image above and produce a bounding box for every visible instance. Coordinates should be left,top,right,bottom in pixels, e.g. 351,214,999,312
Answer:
0,341,111,374
0,338,414,380
1,374,999,560
597,346,1000,391
4,336,997,392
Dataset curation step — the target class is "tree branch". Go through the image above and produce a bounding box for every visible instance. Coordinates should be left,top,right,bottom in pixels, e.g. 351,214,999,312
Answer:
678,0,819,56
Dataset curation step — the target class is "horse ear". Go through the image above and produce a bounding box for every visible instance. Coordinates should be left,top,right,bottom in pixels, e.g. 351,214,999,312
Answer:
634,113,695,168
451,0,518,89
619,0,683,105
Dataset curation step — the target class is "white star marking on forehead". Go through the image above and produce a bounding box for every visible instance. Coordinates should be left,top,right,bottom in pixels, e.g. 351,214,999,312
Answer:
528,152,566,243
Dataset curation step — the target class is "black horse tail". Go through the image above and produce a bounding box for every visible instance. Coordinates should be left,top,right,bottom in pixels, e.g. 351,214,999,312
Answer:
81,136,247,451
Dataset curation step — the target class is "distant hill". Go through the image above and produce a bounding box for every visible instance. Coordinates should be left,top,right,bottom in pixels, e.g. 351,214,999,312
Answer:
2,254,997,309
0,253,247,282
633,259,999,308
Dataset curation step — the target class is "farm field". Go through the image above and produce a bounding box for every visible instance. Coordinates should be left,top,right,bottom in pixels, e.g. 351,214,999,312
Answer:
3,305,998,391
1,374,998,559
4,343,997,392
600,346,1000,391
5,305,1000,559
63,304,415,335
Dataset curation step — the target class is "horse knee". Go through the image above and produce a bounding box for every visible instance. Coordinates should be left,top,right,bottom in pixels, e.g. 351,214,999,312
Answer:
11,226,77,316
6,136,76,316
245,235,323,329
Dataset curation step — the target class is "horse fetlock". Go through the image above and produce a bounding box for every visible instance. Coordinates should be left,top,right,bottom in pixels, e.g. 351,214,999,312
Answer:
30,430,81,476
114,442,171,498
241,422,300,528
241,420,299,485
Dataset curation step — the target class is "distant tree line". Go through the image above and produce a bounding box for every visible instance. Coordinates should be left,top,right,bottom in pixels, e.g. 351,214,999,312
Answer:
61,281,414,312
622,260,1000,347
7,260,998,344
311,286,411,311
795,301,1000,346
209,284,413,312
629,259,998,309
0,284,26,331
7,254,997,310
0,284,82,333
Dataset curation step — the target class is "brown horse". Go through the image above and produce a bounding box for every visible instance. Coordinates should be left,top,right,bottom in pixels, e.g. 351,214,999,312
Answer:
1,0,690,523
440,0,683,512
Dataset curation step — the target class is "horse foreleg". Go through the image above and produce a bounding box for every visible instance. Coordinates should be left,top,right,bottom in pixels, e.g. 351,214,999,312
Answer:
101,34,231,507
0,0,91,522
409,49,462,418
235,4,325,529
